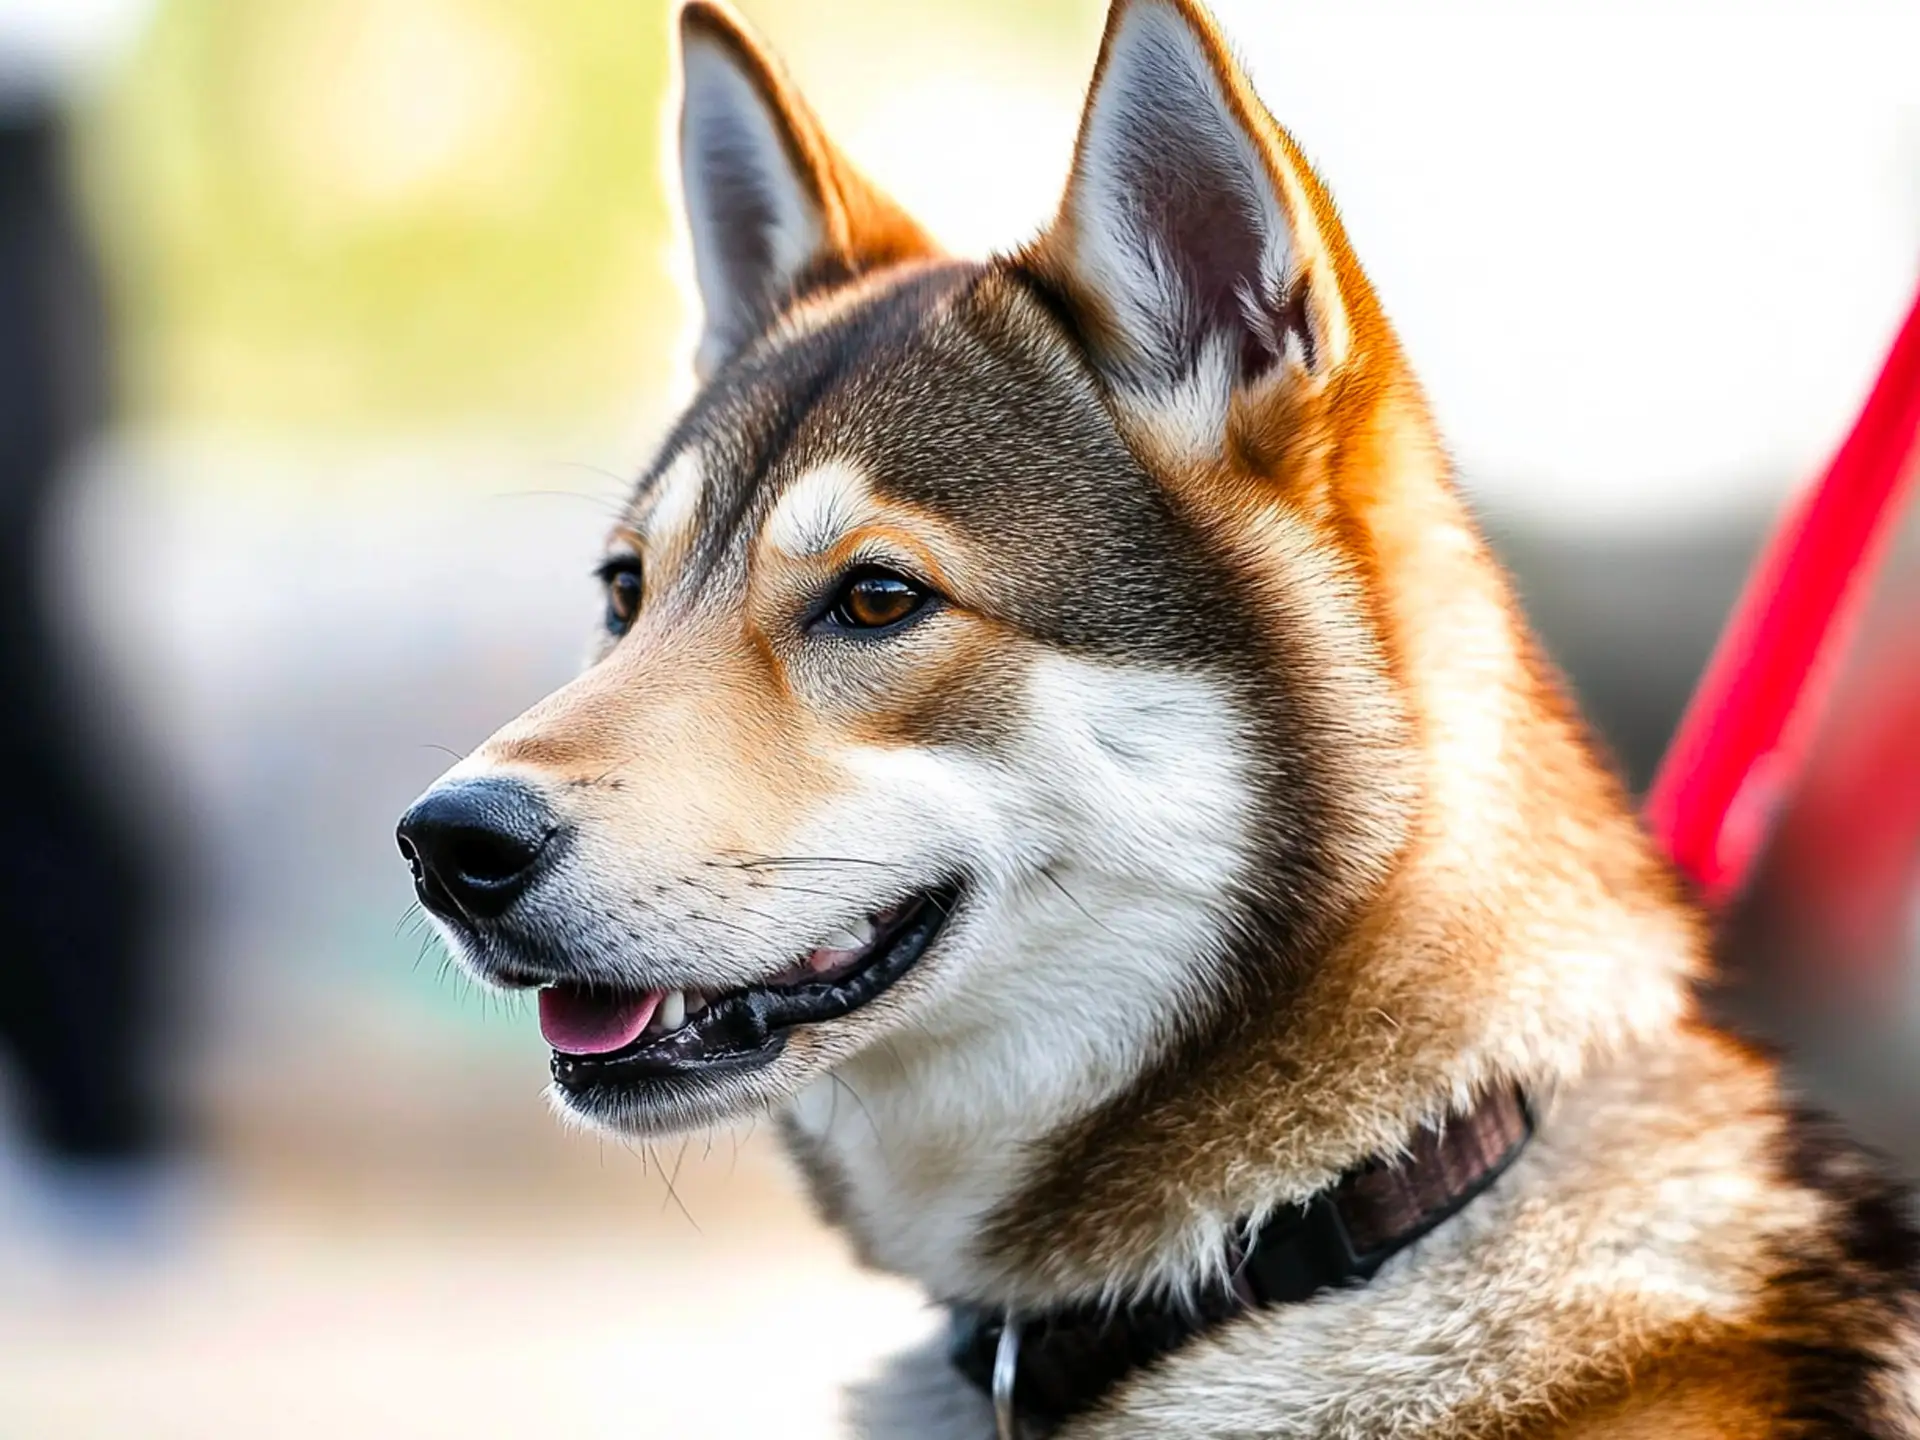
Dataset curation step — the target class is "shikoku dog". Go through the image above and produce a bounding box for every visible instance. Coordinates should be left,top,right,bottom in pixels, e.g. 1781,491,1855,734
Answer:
396,1,1920,1434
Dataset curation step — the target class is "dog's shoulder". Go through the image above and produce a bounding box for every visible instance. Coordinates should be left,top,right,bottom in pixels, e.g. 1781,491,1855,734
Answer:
1049,1026,1919,1439
1758,1104,1920,1437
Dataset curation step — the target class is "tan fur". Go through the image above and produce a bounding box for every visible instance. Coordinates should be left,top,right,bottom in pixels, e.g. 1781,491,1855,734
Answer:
1047,1029,1815,1437
861,1,1913,1429
980,0,1700,1306
422,1,1919,1433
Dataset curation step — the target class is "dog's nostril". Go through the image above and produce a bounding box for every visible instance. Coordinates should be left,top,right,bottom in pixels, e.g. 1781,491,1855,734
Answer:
442,823,542,886
396,778,559,923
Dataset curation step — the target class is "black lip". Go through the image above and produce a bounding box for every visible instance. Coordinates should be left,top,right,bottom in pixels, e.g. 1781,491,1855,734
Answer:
550,882,962,1095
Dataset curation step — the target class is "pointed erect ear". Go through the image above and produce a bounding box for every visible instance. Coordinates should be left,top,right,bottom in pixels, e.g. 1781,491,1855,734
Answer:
1028,0,1361,429
676,2,935,379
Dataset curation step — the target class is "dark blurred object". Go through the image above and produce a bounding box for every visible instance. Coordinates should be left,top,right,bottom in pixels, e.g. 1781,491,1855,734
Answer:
1499,510,1920,1168
1496,517,1761,794
1730,575,1920,1164
1759,631,1920,983
0,105,168,1166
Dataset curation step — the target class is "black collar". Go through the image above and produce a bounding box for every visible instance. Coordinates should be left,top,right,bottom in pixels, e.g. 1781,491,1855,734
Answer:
947,1088,1534,1437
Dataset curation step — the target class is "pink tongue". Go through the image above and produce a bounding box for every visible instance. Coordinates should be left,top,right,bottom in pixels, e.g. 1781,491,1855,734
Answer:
538,986,663,1055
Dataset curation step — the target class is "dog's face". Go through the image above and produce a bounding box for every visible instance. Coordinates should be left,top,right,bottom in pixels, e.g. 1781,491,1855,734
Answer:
399,0,1417,1141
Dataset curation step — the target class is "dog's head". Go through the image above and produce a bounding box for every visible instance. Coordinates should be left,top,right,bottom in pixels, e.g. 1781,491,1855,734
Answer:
400,0,1441,1140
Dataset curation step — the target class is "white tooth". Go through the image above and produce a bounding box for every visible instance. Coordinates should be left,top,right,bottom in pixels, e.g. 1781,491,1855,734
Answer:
685,991,707,1015
657,990,686,1031
821,925,867,952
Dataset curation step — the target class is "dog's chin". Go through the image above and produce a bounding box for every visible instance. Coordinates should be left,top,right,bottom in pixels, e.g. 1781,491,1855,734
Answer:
529,881,964,1138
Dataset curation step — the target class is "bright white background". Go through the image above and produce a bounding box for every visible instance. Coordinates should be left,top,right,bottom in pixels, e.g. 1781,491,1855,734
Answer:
829,0,1920,523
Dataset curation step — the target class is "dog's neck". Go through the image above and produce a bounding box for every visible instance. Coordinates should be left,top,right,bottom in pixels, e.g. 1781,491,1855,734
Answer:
783,853,1238,1298
783,430,1703,1308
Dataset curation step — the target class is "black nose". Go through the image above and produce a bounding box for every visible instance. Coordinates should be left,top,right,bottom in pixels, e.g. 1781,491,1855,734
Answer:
396,778,557,923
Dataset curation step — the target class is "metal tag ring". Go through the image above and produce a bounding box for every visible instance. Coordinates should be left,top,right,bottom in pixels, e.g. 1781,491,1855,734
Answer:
992,1315,1023,1440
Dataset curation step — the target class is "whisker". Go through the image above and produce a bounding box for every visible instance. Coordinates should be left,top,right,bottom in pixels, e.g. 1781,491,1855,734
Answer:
729,902,789,929
830,1073,884,1144
685,910,760,939
713,853,910,872
745,880,887,907
546,459,635,491
1036,865,1117,937
662,1138,687,1207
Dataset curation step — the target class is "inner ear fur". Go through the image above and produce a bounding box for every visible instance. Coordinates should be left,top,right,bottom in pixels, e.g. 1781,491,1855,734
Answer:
1021,0,1379,428
676,1,937,378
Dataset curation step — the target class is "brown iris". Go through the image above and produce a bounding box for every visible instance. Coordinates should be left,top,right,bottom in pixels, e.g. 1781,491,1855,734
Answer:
598,555,643,636
828,568,928,631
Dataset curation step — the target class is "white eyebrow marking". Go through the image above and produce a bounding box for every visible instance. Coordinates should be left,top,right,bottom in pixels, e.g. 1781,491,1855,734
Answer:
642,445,706,548
762,459,874,558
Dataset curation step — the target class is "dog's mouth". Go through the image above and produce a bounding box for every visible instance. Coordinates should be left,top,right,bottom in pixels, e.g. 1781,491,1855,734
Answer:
545,882,961,1094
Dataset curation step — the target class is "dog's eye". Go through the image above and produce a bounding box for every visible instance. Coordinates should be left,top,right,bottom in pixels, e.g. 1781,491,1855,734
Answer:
597,555,643,636
825,568,929,632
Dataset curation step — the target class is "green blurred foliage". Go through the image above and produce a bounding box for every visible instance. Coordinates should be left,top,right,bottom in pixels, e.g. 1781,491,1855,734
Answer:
79,0,1093,434
85,0,678,431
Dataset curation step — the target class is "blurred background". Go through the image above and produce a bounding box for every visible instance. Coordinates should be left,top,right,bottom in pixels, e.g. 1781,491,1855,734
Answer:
0,0,1914,1435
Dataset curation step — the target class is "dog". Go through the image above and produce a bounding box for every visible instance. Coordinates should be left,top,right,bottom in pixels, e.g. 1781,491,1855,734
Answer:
396,1,1920,1433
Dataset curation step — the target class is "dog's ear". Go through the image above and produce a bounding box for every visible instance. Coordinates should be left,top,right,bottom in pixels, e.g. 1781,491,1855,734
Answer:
676,2,935,379
1027,0,1366,449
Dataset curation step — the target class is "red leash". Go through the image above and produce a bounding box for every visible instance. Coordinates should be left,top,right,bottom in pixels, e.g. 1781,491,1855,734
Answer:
1645,279,1920,901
